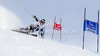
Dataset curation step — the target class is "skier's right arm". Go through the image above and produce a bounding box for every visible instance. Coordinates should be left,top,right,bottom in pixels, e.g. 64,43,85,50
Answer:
32,15,39,22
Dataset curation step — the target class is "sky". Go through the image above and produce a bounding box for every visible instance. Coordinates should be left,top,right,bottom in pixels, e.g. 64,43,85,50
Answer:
0,0,100,52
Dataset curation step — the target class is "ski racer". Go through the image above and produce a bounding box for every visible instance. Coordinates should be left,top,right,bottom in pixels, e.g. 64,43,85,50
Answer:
29,15,45,38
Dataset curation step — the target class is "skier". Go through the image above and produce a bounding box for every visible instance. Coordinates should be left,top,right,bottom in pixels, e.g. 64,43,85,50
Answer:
29,15,45,38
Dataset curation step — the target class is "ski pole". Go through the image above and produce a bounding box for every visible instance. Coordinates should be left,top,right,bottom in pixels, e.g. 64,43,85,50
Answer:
16,0,33,17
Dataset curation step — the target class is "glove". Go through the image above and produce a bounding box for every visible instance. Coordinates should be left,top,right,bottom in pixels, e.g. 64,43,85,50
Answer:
32,15,35,18
41,32,44,39
32,15,37,19
41,36,44,39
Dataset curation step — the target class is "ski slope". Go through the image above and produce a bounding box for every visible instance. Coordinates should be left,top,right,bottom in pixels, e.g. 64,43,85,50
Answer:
0,28,99,56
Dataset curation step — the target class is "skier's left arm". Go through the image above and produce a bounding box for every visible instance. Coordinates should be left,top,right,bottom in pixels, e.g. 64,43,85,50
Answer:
32,15,39,22
40,27,45,38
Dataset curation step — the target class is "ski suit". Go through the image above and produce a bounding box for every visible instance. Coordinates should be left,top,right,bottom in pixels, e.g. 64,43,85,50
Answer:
30,16,45,38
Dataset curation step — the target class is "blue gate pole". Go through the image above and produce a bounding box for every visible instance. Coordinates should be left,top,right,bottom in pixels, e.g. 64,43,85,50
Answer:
83,8,86,49
97,10,99,53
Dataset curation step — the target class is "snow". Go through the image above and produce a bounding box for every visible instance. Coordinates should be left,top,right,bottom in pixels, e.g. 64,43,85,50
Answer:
0,6,23,30
0,28,99,56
